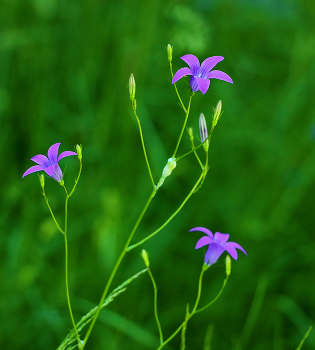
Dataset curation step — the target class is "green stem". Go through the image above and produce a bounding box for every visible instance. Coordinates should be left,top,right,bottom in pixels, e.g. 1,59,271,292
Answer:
42,189,64,235
172,93,193,158
82,188,157,349
170,62,187,113
132,101,155,188
147,268,163,345
68,159,82,198
127,171,204,251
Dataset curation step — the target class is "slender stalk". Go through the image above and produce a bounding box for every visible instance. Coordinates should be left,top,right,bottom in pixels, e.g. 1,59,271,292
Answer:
82,188,157,349
170,62,187,113
42,189,64,235
132,101,155,188
172,93,193,158
68,159,82,197
127,171,204,251
147,268,163,345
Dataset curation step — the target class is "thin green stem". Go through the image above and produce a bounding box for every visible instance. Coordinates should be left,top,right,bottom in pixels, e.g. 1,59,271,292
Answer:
127,171,204,251
176,133,213,162
132,101,155,188
191,266,206,314
170,62,187,113
42,189,64,235
68,159,82,197
82,188,157,349
172,93,193,158
147,268,163,345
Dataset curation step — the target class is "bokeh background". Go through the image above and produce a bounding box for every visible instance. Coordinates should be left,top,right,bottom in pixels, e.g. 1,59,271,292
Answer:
1,0,315,349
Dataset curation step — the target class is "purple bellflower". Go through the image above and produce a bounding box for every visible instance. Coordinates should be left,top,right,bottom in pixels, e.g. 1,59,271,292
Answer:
172,54,233,95
190,227,247,265
22,143,77,182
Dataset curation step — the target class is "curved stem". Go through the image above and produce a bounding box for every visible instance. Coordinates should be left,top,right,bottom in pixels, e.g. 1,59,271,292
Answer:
172,93,193,158
170,62,187,113
42,189,64,235
68,159,82,197
127,171,204,251
132,101,155,188
82,188,157,349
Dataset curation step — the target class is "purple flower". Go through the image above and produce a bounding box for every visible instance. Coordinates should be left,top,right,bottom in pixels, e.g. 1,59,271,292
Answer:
190,227,247,265
172,54,233,95
22,143,77,182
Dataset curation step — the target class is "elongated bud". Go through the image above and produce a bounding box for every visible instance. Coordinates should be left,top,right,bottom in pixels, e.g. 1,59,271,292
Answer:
129,74,136,101
188,127,194,142
141,249,150,267
212,100,222,127
225,255,231,276
76,144,82,160
167,44,173,62
199,113,209,152
39,174,45,189
162,157,177,177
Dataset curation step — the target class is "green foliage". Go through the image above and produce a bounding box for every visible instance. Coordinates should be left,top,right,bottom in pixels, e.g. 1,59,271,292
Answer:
1,0,315,349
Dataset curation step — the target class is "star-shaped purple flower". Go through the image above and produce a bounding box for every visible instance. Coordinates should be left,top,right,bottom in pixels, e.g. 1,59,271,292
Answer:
190,227,247,265
172,54,233,95
22,143,77,182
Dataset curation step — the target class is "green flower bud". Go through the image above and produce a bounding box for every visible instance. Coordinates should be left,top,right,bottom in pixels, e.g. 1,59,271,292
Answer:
141,249,150,267
39,174,45,189
199,113,209,152
162,158,177,177
129,73,136,101
167,44,173,62
225,255,231,276
76,144,82,161
212,100,222,127
188,127,194,142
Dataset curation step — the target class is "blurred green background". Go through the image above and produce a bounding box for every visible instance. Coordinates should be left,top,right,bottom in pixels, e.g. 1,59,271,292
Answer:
1,0,315,349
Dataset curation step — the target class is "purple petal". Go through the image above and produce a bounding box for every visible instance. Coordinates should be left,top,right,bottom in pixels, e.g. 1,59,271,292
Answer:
205,244,225,265
189,76,199,92
207,70,233,84
213,232,230,245
190,227,214,239
172,67,192,84
47,143,61,163
30,154,49,167
224,242,247,260
58,151,77,162
22,165,44,178
45,164,63,182
200,56,224,76
180,54,200,75
195,77,210,95
195,236,212,249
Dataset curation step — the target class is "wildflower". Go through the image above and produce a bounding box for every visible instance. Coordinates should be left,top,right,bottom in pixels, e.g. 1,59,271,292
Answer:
172,54,233,95
22,143,77,183
190,227,247,265
199,113,209,152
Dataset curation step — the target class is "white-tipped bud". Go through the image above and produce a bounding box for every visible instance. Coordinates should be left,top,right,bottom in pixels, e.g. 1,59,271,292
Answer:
167,44,173,62
162,158,177,177
225,255,231,276
39,174,45,189
141,249,150,267
212,100,222,127
129,74,136,101
76,144,82,161
199,113,209,152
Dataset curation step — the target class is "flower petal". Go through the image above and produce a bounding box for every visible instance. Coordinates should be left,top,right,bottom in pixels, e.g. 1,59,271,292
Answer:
195,236,212,249
204,243,225,265
213,232,230,245
207,70,233,84
44,164,63,182
200,56,224,76
224,242,247,260
22,165,44,178
189,76,199,92
172,67,192,84
31,154,49,167
190,227,214,239
47,143,61,163
58,151,77,162
195,77,210,95
180,54,200,75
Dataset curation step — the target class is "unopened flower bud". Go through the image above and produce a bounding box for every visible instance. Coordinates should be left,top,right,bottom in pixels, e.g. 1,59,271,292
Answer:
76,144,82,160
225,255,231,276
39,174,45,189
129,73,136,101
162,158,177,177
188,127,194,142
141,249,150,267
167,44,173,62
212,100,222,127
199,113,209,152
